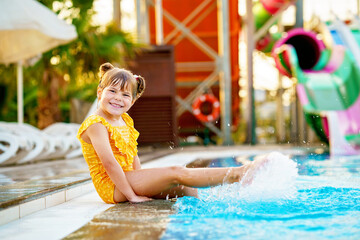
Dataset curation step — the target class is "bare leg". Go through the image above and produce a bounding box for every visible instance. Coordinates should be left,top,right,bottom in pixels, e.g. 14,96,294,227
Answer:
153,185,198,199
113,154,271,202
114,164,251,202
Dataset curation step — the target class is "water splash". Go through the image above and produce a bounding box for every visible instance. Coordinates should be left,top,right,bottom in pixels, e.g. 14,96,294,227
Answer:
203,151,299,202
240,151,299,200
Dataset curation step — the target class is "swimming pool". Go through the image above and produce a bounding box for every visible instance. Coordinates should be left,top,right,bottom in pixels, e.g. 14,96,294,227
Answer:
162,153,360,239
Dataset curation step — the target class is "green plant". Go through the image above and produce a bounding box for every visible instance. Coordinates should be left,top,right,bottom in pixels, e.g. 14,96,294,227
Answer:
0,0,141,127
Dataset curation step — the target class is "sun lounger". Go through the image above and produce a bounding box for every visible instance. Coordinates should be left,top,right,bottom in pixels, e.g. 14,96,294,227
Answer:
41,122,81,159
0,99,95,165
0,126,37,165
0,131,20,165
0,122,61,164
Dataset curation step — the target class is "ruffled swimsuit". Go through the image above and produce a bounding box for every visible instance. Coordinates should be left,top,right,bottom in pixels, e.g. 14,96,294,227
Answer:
77,113,139,203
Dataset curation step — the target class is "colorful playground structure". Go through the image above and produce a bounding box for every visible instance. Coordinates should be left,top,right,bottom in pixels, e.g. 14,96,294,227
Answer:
271,17,360,155
250,0,360,155
253,0,287,53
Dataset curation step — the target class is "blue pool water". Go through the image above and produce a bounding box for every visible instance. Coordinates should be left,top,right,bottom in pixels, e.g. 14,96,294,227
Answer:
162,153,360,239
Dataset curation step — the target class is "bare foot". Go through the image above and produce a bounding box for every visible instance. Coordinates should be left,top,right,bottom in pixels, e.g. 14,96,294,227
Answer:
223,156,269,184
240,154,272,186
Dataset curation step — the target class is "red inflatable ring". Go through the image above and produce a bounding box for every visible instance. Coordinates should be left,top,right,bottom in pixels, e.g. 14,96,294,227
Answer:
192,94,220,122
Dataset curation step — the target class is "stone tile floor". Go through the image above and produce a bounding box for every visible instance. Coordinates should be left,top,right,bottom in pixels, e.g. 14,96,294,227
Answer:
0,157,90,209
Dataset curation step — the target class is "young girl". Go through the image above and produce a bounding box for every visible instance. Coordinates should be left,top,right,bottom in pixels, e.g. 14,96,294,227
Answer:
77,63,268,204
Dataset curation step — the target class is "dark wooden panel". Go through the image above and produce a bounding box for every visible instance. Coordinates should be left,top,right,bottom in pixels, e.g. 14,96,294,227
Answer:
127,45,177,146
128,45,175,97
129,96,176,145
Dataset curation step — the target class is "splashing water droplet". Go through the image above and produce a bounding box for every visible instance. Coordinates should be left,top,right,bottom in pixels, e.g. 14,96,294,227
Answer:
239,152,298,200
203,152,298,202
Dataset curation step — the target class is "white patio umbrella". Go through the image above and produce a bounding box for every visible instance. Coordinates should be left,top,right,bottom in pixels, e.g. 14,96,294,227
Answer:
0,0,77,123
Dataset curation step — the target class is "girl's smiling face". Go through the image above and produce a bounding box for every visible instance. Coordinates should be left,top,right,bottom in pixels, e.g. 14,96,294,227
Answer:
97,82,134,118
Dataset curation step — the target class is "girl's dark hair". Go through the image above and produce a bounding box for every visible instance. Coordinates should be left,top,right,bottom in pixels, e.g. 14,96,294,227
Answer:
98,62,146,100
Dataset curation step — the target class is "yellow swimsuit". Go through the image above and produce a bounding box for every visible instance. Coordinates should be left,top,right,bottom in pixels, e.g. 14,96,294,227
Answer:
77,113,139,204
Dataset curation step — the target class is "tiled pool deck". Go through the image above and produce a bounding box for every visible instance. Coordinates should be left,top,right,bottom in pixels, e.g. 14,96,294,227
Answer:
0,145,321,239
0,158,90,211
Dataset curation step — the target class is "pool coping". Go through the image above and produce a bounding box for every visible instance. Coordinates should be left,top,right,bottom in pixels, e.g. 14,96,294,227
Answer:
0,176,92,209
63,200,177,239
0,180,94,225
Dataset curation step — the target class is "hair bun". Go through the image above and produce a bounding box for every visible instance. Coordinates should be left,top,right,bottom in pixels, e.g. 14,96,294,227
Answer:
99,63,114,79
134,75,146,98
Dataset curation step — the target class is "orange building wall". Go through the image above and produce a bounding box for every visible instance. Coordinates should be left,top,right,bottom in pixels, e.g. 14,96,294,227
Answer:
148,0,241,135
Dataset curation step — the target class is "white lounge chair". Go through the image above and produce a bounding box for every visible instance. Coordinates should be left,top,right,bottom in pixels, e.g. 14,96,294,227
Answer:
0,131,20,165
0,99,97,165
0,122,72,164
41,122,81,159
0,126,38,165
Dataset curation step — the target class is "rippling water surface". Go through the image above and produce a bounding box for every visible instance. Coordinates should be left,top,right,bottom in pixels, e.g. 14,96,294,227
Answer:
162,153,360,239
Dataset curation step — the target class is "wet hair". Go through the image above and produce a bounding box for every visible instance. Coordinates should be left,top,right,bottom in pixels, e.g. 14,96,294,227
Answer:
98,62,146,100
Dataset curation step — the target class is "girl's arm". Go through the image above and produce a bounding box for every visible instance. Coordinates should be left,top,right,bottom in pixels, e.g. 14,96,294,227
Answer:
133,155,142,170
85,123,151,203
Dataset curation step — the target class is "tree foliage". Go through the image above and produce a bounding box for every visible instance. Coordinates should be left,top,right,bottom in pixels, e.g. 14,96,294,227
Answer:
0,0,140,127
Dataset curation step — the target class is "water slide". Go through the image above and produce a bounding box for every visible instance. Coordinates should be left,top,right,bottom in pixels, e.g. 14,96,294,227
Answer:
326,18,360,148
253,0,292,52
272,18,360,155
251,0,360,155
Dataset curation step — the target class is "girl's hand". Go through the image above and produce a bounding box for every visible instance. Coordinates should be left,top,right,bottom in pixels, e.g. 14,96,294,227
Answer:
129,195,153,203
